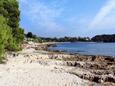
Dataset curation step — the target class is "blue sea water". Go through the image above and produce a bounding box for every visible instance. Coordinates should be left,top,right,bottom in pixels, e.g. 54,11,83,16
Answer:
49,42,115,56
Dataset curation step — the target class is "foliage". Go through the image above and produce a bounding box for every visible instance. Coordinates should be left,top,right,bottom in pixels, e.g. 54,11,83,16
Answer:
0,0,24,50
0,0,20,29
26,32,43,43
0,0,24,62
26,32,33,38
91,34,115,42
0,16,12,62
41,37,91,42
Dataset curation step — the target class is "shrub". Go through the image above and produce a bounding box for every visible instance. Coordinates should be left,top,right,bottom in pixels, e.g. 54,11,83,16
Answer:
0,0,24,63
0,16,12,62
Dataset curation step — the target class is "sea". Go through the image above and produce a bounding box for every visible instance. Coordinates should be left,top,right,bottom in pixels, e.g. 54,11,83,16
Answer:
48,42,115,56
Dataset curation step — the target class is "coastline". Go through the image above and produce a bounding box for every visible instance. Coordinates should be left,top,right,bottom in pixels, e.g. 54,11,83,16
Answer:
40,42,115,84
46,42,115,57
0,41,115,86
31,42,115,84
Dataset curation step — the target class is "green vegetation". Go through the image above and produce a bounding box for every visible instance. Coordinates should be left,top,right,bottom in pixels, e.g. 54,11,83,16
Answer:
41,34,115,43
0,0,24,62
91,34,115,42
0,16,11,62
41,37,91,42
25,32,42,43
25,32,91,43
26,32,33,38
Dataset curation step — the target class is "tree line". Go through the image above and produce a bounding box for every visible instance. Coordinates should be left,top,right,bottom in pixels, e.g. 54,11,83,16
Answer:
0,0,24,62
91,34,115,42
25,32,91,42
40,37,91,42
26,32,115,43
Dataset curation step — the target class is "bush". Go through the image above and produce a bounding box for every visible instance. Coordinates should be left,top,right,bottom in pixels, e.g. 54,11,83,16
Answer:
0,0,24,51
0,16,12,62
26,32,33,38
0,0,24,63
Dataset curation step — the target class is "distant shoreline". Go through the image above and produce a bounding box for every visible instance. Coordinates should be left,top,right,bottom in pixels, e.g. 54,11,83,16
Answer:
43,42,115,57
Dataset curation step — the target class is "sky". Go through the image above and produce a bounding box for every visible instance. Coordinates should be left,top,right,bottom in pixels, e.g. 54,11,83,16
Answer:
19,0,115,37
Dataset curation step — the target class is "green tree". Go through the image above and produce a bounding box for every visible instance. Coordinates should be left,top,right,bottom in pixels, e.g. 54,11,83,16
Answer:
0,0,24,62
0,0,24,51
0,0,20,28
0,16,12,62
26,32,33,38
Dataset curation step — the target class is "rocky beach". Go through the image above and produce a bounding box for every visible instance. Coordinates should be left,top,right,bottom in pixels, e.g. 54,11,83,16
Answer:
0,41,115,86
1,0,115,86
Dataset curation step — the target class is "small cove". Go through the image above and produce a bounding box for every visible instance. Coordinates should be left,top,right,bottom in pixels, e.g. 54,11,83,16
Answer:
49,42,115,57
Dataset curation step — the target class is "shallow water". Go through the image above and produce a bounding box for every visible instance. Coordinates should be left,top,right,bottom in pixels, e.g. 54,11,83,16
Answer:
49,42,115,56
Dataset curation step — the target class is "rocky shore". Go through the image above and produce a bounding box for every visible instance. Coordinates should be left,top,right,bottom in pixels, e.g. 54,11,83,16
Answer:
0,41,115,86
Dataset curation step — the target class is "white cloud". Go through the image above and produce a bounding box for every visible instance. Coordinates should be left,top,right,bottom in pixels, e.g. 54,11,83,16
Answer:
19,0,65,32
89,0,115,29
97,12,115,29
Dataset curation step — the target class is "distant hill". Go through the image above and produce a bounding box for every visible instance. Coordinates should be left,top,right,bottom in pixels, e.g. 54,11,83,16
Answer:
91,34,115,42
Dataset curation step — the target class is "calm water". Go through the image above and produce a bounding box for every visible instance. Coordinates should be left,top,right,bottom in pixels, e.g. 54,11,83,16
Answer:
49,42,115,56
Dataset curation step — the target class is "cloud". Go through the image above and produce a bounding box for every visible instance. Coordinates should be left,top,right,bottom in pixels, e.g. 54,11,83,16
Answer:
89,0,115,29
19,0,65,33
19,0,115,37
